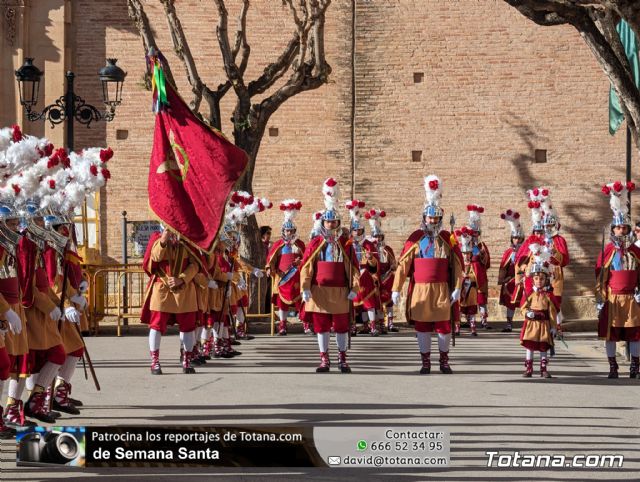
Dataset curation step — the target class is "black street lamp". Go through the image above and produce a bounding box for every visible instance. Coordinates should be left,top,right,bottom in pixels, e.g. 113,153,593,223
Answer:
15,58,127,152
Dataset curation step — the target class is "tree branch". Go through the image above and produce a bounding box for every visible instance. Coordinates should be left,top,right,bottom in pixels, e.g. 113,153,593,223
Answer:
127,0,177,89
212,0,248,98
231,0,251,75
160,0,203,111
247,34,300,96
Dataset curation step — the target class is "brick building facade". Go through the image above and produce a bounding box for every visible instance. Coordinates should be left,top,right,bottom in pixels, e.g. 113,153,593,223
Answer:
1,0,636,303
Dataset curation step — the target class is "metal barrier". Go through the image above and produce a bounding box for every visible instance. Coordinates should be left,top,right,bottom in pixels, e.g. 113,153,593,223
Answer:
85,263,146,336
85,265,284,337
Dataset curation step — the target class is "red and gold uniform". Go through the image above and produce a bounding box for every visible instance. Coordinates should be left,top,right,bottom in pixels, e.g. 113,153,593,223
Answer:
141,231,200,374
267,237,305,335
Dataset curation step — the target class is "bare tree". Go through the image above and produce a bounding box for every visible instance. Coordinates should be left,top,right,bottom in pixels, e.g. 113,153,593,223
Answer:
504,0,640,146
127,0,332,278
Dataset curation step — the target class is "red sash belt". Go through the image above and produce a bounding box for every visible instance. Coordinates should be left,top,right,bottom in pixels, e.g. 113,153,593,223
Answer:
313,261,346,287
413,258,448,283
278,253,296,272
0,277,20,304
609,270,637,295
530,309,549,321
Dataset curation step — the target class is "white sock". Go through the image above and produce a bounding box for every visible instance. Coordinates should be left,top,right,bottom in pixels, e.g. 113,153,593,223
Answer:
26,374,35,392
36,361,62,388
630,341,640,357
438,333,451,352
605,341,617,357
540,351,548,360
336,332,348,352
194,326,203,344
416,332,432,353
200,327,210,344
149,328,162,351
58,356,80,382
0,379,4,401
479,306,487,316
236,308,245,324
278,309,287,323
180,331,196,352
506,308,514,318
8,377,25,401
386,307,394,319
367,309,376,323
220,325,229,339
317,332,330,352
360,312,368,323
526,349,534,361
212,322,221,340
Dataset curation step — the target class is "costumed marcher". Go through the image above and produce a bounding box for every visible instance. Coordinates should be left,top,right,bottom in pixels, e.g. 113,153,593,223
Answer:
208,226,239,359
353,237,382,336
300,178,360,373
520,243,561,378
455,226,479,336
227,194,270,341
141,227,201,375
513,190,545,307
267,200,306,336
366,208,398,333
467,205,491,329
596,181,640,379
391,175,463,374
20,201,67,423
0,204,29,428
539,188,570,308
345,199,368,335
497,210,525,332
41,147,111,410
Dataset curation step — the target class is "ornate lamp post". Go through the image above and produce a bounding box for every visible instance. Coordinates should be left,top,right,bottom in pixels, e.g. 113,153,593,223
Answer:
15,57,127,151
15,57,126,256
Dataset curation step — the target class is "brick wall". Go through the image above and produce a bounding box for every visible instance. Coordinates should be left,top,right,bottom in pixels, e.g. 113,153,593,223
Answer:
65,0,634,295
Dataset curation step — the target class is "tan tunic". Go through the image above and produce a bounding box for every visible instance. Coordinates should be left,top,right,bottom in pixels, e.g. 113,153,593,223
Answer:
520,290,557,347
300,240,360,315
25,260,63,350
460,263,478,309
148,240,199,313
208,259,229,313
392,232,462,322
52,273,85,354
0,251,28,356
596,252,640,331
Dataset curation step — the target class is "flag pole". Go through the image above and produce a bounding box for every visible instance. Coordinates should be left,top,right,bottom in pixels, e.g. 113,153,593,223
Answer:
627,124,632,216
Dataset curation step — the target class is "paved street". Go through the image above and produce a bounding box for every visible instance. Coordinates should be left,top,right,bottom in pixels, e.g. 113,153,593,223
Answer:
1,327,638,481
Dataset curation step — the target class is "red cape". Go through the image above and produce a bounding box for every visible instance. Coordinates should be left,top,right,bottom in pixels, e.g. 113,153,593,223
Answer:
267,238,306,266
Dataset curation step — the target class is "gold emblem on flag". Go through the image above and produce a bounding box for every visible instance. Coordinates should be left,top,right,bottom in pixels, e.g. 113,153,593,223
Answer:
156,129,190,182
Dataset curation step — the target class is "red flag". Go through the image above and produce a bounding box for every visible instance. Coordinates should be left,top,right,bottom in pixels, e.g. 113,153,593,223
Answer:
148,75,247,253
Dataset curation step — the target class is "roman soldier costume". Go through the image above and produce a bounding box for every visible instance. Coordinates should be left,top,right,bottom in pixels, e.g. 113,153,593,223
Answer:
267,199,306,336
455,227,479,336
467,205,491,329
141,229,201,374
498,210,525,332
520,243,561,378
300,178,360,373
345,199,368,335
596,181,640,379
392,175,463,375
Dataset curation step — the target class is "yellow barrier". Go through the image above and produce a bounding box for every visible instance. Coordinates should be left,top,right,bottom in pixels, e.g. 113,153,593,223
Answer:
86,263,146,336
86,265,285,337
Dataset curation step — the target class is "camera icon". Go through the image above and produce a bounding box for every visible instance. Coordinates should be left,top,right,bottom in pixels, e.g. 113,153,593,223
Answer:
19,431,81,465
